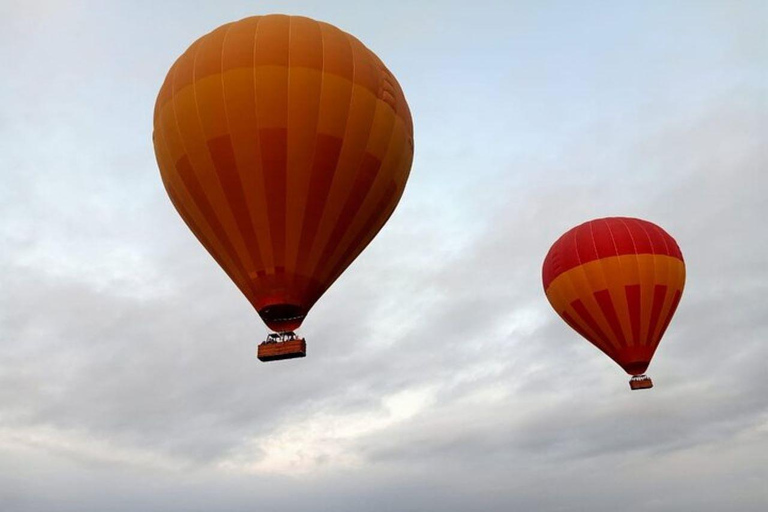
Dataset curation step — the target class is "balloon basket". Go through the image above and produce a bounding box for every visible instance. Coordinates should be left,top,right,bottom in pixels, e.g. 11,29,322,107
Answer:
257,337,306,362
629,374,653,390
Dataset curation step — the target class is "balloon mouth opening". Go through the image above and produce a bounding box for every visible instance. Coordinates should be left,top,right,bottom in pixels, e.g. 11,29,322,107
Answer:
258,304,306,332
622,361,650,376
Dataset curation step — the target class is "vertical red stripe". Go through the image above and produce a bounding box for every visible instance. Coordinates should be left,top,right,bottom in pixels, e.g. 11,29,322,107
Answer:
296,134,343,266
167,186,253,299
316,152,381,271
174,156,255,295
593,289,626,347
167,187,226,272
624,284,641,344
570,299,611,348
561,310,615,358
655,289,682,344
176,155,255,300
560,311,581,335
208,135,265,272
647,284,668,346
561,311,596,346
324,181,398,291
259,128,288,270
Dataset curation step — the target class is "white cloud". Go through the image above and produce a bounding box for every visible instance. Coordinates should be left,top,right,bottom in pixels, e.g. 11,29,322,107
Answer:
219,387,436,474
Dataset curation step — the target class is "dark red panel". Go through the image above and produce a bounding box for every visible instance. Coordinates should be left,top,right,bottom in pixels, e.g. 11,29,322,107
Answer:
624,284,641,345
655,289,683,345
571,299,611,348
325,181,398,291
594,289,626,347
562,311,598,348
647,284,668,347
296,134,344,267
259,128,288,267
316,153,381,271
174,155,252,292
166,185,247,294
208,135,264,272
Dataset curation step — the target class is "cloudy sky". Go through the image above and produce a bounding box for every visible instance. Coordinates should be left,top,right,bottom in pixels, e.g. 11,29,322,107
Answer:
1,0,766,510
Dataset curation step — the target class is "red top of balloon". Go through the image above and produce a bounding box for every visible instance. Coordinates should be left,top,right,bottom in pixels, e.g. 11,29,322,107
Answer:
542,217,684,291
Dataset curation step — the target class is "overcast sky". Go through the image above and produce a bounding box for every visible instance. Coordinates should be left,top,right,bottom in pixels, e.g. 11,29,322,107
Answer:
1,1,767,510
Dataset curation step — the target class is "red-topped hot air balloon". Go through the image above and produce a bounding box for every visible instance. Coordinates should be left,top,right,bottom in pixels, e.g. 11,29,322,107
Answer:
542,217,685,389
153,15,414,361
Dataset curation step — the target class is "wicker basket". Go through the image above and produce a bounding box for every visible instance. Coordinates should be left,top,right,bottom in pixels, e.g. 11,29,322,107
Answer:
257,338,307,362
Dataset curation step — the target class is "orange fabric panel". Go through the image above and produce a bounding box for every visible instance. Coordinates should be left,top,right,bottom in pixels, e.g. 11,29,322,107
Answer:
543,219,685,376
153,15,414,332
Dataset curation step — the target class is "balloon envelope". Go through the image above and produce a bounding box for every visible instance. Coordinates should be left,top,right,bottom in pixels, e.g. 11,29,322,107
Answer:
542,217,685,378
153,15,414,332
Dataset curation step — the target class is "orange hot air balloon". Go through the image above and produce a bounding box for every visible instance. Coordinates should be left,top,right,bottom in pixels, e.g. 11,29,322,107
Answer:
542,218,685,389
153,15,414,360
